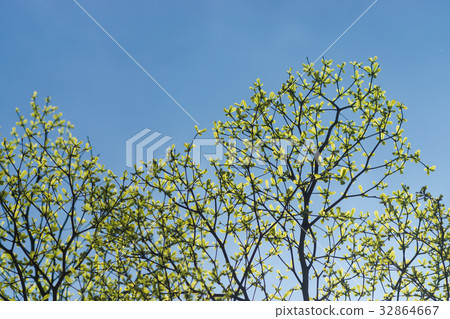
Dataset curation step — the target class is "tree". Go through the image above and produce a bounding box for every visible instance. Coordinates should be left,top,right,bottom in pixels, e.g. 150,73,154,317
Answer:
85,57,448,300
358,185,450,300
0,94,131,300
1,58,448,300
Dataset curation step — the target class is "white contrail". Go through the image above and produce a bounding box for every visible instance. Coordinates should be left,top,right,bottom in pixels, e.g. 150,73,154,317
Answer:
72,0,200,125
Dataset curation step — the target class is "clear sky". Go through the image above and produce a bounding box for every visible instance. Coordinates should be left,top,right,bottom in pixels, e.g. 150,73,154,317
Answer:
0,0,449,201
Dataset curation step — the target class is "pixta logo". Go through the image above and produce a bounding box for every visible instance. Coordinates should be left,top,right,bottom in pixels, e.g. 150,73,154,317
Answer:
126,129,323,168
126,128,172,168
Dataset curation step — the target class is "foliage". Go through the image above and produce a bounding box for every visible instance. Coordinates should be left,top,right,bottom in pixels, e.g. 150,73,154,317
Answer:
358,185,450,300
0,58,448,300
85,58,447,300
0,94,130,300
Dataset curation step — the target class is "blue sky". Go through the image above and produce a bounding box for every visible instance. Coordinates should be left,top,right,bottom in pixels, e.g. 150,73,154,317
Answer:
0,0,449,201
